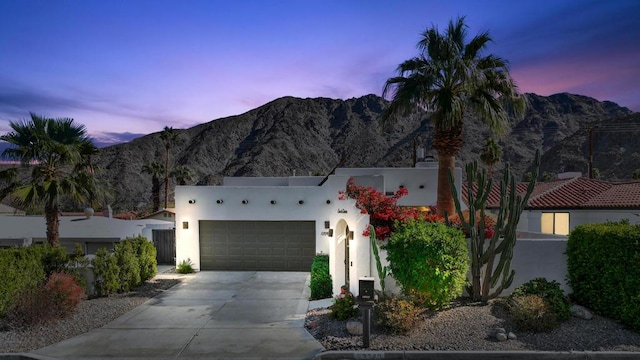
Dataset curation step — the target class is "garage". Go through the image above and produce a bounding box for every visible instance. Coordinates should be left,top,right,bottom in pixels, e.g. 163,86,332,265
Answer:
199,220,316,271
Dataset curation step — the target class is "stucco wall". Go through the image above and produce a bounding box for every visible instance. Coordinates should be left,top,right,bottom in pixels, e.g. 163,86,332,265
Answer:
520,209,640,234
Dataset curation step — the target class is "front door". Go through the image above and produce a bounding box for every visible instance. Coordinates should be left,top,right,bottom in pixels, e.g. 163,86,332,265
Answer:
344,225,350,288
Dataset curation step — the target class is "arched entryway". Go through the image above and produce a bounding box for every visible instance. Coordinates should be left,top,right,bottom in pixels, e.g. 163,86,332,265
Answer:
334,219,351,292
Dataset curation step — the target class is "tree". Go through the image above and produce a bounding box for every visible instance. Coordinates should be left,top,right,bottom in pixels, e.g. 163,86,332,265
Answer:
170,165,195,186
142,161,164,212
160,126,178,209
480,137,502,177
0,113,101,245
382,17,525,217
633,169,640,180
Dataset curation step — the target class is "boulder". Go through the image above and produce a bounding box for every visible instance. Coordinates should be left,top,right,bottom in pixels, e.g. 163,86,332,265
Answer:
496,332,508,341
570,304,593,320
346,320,363,335
508,332,517,340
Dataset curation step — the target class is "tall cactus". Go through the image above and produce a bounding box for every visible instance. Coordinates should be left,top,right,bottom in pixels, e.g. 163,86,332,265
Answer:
448,150,540,302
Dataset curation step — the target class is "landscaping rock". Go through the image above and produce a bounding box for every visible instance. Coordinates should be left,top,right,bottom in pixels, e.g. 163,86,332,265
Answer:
496,332,508,341
508,332,517,340
494,327,506,334
570,304,593,320
346,320,363,336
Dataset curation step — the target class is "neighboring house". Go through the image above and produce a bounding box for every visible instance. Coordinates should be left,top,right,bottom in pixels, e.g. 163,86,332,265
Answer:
480,173,640,235
0,203,26,216
0,212,175,253
141,208,176,222
175,163,462,296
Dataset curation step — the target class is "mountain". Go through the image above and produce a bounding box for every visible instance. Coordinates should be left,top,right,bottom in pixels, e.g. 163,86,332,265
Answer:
93,93,636,211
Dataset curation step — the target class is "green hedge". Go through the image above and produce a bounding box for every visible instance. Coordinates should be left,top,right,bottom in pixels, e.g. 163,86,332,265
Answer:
310,254,332,299
0,246,47,317
567,221,640,331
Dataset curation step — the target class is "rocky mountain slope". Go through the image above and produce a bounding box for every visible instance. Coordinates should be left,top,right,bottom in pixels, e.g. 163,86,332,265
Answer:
92,93,637,211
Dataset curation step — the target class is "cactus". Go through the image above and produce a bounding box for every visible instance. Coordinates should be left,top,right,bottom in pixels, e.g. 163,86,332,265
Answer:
370,224,389,299
448,150,540,302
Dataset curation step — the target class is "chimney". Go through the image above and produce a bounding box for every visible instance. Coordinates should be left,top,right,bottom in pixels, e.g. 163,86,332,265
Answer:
102,205,113,218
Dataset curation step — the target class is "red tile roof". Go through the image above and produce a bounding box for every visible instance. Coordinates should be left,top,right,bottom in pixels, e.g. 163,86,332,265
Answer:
463,177,640,210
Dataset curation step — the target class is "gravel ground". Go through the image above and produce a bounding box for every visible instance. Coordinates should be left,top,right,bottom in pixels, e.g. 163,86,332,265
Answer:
0,275,180,354
305,298,640,352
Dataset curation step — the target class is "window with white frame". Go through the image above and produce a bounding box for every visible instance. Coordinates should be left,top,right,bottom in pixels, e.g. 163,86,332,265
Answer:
541,212,570,235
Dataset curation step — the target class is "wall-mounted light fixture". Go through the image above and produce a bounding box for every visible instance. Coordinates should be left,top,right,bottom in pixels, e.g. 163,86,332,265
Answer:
419,185,425,189
216,199,223,204
270,200,277,205
328,229,334,237
188,199,196,204
348,231,354,240
324,221,330,229
326,199,331,204
242,199,249,204
298,200,304,205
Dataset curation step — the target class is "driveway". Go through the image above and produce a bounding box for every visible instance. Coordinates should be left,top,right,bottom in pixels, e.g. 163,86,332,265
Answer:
32,271,324,359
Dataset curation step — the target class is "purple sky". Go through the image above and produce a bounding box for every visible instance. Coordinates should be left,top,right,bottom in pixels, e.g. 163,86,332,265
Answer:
1,0,639,146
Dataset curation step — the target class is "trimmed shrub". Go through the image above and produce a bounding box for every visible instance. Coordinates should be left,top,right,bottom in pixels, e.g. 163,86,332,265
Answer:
507,294,559,332
310,254,332,300
567,222,640,330
0,246,47,317
41,245,69,276
375,296,421,334
176,258,195,274
93,247,120,296
45,272,86,316
6,286,59,328
385,220,469,309
114,240,141,292
329,295,359,320
130,236,157,282
508,278,571,321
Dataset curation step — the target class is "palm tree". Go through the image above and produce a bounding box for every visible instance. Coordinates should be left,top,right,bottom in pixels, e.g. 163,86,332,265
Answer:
171,165,195,186
480,137,503,177
382,17,525,216
142,161,164,212
0,113,102,246
160,126,178,210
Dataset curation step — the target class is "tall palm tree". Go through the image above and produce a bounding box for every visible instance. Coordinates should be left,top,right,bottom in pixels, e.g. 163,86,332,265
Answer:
160,126,178,210
171,165,195,186
480,137,503,177
142,161,164,212
382,17,525,216
0,113,102,245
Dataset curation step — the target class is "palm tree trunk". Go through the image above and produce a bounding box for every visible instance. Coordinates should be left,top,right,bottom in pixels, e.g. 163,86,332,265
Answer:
45,205,60,246
436,153,456,217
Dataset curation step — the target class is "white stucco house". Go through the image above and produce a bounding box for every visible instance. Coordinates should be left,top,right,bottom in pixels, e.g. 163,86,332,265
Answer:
175,164,461,296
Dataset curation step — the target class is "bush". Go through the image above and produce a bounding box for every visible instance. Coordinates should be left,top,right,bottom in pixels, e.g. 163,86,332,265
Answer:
41,245,69,276
45,272,85,316
176,258,195,274
375,296,421,334
130,236,157,282
6,286,59,328
509,278,571,321
0,246,47,317
385,220,469,309
93,248,120,296
507,294,559,332
114,240,141,292
310,254,332,299
567,222,640,330
329,295,359,320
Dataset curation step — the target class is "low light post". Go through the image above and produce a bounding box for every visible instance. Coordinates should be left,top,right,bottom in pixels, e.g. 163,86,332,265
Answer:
358,278,375,348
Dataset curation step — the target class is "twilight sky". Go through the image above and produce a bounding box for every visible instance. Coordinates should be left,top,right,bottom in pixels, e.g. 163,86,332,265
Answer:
1,0,639,146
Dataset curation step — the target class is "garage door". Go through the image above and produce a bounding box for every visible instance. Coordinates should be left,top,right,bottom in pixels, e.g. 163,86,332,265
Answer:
199,221,316,271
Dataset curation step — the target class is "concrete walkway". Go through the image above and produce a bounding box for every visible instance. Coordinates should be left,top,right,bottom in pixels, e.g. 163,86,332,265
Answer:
31,271,324,359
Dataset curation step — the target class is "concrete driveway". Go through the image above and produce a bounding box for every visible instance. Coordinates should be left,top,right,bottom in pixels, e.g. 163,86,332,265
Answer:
32,271,324,359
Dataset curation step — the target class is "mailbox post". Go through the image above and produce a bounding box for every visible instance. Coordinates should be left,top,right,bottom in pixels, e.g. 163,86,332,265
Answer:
357,277,375,348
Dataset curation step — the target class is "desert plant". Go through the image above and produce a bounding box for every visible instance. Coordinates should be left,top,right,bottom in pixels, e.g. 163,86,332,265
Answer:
329,295,359,320
369,225,389,298
509,278,570,321
44,272,85,316
310,254,332,299
385,220,469,310
176,258,195,274
114,240,141,292
375,296,421,334
6,286,59,328
449,150,540,302
507,294,559,332
92,247,120,296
